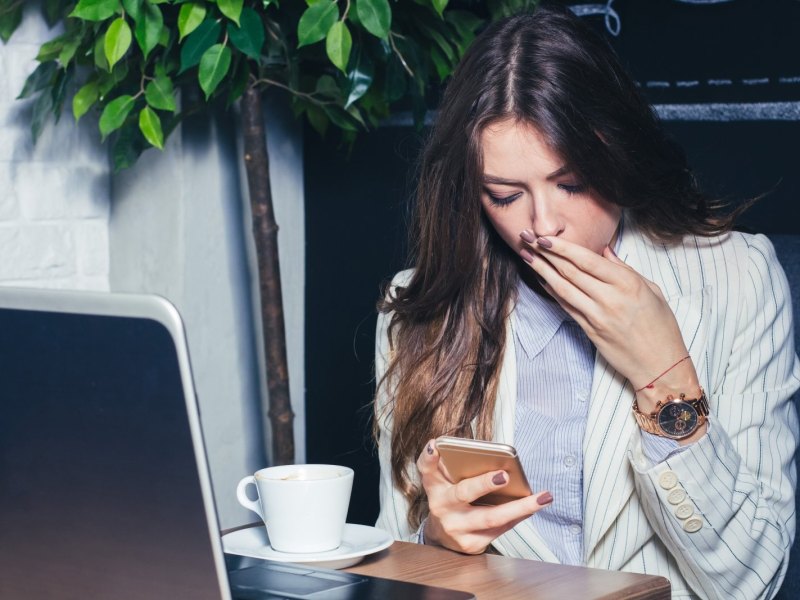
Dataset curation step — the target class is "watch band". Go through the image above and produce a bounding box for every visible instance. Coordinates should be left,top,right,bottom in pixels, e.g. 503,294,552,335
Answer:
633,388,709,439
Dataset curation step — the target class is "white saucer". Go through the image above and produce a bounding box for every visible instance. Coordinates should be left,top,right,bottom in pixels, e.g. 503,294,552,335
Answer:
221,523,393,570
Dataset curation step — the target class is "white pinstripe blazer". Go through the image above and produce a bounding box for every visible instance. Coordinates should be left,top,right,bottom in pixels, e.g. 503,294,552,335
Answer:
374,227,800,599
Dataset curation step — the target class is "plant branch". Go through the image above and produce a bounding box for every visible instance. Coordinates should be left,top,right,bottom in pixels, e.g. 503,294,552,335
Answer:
252,77,336,107
389,32,414,78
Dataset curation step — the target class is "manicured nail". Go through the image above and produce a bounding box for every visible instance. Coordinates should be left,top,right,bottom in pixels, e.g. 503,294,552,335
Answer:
520,229,536,243
426,443,434,455
492,472,507,485
520,249,534,264
537,492,553,506
536,237,553,249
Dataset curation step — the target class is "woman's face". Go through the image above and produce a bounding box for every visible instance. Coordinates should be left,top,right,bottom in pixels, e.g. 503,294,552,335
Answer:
479,119,621,258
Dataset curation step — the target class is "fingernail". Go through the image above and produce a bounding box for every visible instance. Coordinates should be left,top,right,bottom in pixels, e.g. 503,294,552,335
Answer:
492,472,506,486
426,443,434,455
537,492,553,506
536,237,553,249
520,249,534,264
520,229,536,243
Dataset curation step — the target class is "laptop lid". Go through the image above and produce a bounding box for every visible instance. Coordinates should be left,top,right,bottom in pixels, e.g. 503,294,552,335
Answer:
0,287,232,600
0,287,475,600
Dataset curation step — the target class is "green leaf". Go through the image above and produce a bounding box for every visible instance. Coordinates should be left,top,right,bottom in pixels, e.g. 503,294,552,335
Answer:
324,105,359,132
32,89,54,143
198,43,232,99
138,106,164,149
94,34,110,71
445,10,483,55
178,3,206,41
98,62,129,95
217,0,243,26
418,20,456,64
50,66,71,122
134,2,163,59
112,120,147,171
18,62,58,100
325,21,351,73
227,59,251,106
0,4,23,43
429,44,449,81
145,75,176,112
36,36,66,62
104,17,132,69
44,0,70,27
297,1,338,48
71,0,122,21
73,80,100,120
228,7,265,59
305,104,329,137
345,46,373,108
121,0,142,22
99,94,135,138
315,74,342,101
179,19,221,73
355,0,390,40
431,0,448,17
58,33,84,66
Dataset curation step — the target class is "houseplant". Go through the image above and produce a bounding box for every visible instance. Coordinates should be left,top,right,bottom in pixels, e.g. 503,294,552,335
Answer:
0,0,537,464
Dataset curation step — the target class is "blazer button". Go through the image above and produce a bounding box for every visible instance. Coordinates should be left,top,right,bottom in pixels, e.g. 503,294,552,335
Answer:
667,488,687,505
674,502,694,520
683,517,703,533
658,470,678,490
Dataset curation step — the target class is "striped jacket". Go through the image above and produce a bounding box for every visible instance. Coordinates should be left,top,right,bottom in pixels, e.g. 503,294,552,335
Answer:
374,227,800,599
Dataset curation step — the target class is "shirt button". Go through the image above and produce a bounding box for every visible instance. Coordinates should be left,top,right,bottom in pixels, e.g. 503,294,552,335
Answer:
674,502,694,520
683,517,703,533
667,488,687,505
658,470,678,490
569,524,582,535
563,455,576,468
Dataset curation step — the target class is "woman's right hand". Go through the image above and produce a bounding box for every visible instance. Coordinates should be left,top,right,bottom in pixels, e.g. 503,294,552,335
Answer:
416,439,553,554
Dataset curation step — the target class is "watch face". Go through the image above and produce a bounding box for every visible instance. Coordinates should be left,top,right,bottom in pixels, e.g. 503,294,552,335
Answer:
657,401,699,439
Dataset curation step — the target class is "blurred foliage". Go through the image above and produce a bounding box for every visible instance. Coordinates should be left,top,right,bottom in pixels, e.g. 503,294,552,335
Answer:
0,0,538,170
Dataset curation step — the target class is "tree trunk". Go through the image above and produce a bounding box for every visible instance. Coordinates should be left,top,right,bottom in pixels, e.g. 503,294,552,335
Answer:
240,82,295,466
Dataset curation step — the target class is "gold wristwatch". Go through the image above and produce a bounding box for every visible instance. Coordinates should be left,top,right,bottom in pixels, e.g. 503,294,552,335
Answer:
632,389,709,440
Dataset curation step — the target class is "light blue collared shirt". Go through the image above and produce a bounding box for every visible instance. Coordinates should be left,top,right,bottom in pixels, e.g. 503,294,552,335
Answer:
513,278,682,565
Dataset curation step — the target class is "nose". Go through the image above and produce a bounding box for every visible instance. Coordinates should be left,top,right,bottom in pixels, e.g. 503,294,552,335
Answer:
531,193,564,239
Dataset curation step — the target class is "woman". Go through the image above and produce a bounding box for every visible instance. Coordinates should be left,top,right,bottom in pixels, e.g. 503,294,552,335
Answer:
373,5,799,600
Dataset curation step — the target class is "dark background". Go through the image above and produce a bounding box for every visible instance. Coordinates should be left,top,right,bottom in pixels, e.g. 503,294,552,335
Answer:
304,0,800,525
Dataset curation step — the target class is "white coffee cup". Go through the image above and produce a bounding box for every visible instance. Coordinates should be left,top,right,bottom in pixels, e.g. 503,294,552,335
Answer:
236,464,354,554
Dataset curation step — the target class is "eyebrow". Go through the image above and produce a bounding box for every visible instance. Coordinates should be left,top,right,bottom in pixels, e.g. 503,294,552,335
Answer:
483,166,572,186
545,165,571,180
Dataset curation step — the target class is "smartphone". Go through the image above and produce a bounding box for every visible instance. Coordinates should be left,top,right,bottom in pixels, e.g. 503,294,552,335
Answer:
435,436,532,505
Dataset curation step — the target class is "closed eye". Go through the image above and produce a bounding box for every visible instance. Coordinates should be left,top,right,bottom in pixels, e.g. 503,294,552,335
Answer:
557,183,587,195
486,191,523,207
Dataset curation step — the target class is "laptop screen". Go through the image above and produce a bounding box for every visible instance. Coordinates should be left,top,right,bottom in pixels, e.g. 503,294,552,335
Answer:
0,298,227,600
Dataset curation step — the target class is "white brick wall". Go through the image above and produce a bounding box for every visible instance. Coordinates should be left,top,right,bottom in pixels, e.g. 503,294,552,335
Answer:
0,8,109,291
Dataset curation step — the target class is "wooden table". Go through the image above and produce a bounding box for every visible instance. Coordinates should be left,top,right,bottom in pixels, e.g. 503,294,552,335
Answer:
345,541,671,600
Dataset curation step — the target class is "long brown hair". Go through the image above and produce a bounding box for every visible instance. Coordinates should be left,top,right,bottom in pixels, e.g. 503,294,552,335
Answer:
376,5,738,529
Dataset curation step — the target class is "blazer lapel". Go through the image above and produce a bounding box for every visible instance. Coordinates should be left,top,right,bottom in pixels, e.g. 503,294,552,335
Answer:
583,226,714,563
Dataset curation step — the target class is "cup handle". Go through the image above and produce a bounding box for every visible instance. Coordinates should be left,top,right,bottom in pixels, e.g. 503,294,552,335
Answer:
236,476,263,519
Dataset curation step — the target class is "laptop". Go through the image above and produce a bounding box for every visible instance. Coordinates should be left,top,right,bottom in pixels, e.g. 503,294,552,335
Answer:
0,287,474,600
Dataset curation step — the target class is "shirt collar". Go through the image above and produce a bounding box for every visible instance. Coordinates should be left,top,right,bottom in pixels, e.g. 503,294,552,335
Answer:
513,279,571,361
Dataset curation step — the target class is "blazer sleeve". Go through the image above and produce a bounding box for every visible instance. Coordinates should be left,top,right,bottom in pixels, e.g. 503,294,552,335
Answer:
373,270,421,542
628,234,800,600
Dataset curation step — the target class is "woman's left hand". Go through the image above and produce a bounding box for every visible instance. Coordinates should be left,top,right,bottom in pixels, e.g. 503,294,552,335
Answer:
520,232,699,408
